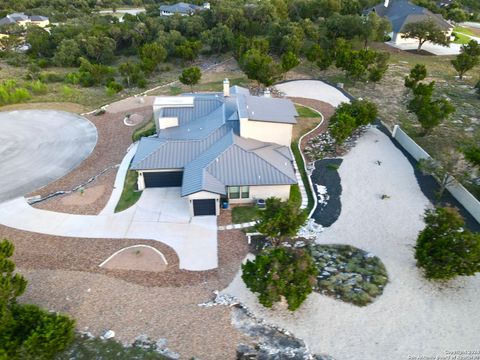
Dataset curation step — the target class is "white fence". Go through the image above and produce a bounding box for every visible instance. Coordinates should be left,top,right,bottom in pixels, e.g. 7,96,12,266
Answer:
392,125,480,224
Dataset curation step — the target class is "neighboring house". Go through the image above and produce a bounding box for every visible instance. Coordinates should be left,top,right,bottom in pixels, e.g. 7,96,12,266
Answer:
367,0,453,45
159,2,210,16
0,13,49,28
130,80,299,217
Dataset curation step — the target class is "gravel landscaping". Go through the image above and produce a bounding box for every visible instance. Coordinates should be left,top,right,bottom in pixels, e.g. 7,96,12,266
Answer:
224,127,480,360
311,159,343,227
1,222,250,359
30,105,152,215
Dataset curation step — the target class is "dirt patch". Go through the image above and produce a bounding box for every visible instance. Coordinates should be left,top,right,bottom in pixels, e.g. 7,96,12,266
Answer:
60,185,106,206
106,96,155,114
30,106,152,215
0,102,87,113
100,245,168,272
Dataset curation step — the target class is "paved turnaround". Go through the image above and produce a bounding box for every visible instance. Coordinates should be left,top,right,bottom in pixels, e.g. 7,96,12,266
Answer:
0,110,97,203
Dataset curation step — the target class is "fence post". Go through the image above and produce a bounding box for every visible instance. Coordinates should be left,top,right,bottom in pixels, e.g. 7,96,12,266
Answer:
392,124,399,138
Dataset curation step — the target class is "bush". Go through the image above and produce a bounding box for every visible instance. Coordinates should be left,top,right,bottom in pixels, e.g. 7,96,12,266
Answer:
28,80,48,94
242,247,318,311
415,207,480,280
289,184,302,209
39,72,65,83
0,239,75,359
0,81,31,106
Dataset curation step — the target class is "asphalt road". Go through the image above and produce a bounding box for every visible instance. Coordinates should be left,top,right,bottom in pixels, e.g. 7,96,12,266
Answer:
0,110,97,203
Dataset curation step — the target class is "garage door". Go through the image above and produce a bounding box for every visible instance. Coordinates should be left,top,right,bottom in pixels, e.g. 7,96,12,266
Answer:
143,171,183,187
193,199,216,216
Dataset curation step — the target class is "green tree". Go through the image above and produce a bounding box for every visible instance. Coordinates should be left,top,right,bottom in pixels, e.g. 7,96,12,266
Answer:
463,145,480,169
280,51,300,75
240,49,281,87
405,65,455,135
139,42,167,74
415,207,480,280
360,12,392,48
0,239,75,359
82,35,116,64
242,247,318,311
201,24,234,53
53,39,81,67
328,99,378,144
451,40,480,80
256,197,306,245
119,61,146,88
418,151,466,200
179,66,202,92
404,64,427,89
401,19,450,51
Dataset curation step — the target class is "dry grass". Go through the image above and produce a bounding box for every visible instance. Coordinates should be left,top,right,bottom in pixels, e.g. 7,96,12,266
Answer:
0,102,87,113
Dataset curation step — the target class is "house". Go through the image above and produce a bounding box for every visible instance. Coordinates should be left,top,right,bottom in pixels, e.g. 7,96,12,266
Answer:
367,0,452,45
159,2,210,16
130,80,299,217
0,13,49,28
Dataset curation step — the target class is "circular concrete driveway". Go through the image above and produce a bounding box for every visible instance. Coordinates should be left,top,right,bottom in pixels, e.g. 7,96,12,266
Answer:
0,110,97,203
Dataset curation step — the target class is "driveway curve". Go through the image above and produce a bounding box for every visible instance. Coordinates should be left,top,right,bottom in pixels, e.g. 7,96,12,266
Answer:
0,110,97,203
276,80,350,107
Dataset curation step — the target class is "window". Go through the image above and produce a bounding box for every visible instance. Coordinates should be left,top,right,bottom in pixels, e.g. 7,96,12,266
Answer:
229,186,240,199
229,186,250,199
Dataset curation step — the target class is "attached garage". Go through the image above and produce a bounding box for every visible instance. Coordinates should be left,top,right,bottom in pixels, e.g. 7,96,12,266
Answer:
193,199,216,216
143,171,183,188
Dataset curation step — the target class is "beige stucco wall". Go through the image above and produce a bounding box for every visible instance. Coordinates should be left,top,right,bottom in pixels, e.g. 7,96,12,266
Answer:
239,118,293,147
31,20,49,28
229,185,291,204
187,191,220,216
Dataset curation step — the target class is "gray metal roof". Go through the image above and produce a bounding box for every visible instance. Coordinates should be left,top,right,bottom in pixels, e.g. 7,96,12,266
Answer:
230,85,250,95
159,2,204,14
243,96,298,124
0,17,16,26
369,0,451,33
30,15,49,21
131,88,298,196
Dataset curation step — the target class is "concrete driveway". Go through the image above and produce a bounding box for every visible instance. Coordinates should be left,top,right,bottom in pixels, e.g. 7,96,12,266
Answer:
0,190,217,271
276,80,350,107
0,110,97,203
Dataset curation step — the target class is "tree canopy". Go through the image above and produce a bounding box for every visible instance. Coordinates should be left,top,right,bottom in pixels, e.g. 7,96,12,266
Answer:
0,239,75,359
179,66,202,92
401,19,450,51
415,207,480,280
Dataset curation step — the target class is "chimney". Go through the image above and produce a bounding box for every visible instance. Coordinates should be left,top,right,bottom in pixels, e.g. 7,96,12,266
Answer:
263,88,271,98
223,78,230,97
384,0,389,7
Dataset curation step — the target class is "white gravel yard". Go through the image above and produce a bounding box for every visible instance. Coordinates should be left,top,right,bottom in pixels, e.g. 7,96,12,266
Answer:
223,127,480,360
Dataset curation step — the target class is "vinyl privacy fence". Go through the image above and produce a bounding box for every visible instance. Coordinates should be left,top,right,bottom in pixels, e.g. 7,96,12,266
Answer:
392,125,480,224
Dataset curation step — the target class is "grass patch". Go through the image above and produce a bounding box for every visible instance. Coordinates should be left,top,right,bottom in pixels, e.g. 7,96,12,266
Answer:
291,141,314,214
454,26,476,37
114,170,142,213
311,244,388,306
289,184,302,208
295,104,321,118
132,117,156,142
232,205,260,224
452,32,471,44
169,86,182,95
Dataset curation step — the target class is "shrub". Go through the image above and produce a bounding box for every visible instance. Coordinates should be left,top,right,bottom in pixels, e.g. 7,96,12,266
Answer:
64,72,80,85
242,247,318,311
105,81,123,96
0,239,75,359
415,207,480,280
29,80,47,94
0,81,31,106
39,72,65,83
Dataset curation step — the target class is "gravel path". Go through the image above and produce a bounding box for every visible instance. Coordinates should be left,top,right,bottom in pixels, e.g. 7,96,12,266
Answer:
31,107,152,215
224,127,480,360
